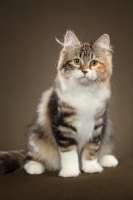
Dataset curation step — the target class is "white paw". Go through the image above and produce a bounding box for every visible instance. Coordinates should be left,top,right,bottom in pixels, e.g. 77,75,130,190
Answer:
24,161,45,175
59,166,80,178
82,159,103,173
59,150,80,177
99,155,118,167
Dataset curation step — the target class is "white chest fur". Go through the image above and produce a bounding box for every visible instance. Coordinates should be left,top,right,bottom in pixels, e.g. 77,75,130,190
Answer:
60,84,110,151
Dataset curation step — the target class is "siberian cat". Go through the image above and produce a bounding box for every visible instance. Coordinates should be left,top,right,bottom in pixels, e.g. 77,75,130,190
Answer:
0,31,118,177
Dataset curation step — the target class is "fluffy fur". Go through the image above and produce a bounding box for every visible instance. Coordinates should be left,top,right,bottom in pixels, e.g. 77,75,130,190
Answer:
0,31,118,177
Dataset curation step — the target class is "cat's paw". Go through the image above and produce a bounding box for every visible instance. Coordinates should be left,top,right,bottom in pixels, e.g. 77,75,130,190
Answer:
82,159,103,173
59,166,80,178
24,161,45,175
99,155,118,167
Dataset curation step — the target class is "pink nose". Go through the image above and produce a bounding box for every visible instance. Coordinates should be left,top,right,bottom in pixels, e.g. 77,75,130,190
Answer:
82,71,88,75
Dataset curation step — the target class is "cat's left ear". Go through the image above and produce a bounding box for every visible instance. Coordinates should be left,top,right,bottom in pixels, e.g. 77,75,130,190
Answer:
94,34,112,53
64,31,80,50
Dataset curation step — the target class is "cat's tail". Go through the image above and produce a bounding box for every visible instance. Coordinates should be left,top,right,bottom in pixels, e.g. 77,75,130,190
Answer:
0,150,26,174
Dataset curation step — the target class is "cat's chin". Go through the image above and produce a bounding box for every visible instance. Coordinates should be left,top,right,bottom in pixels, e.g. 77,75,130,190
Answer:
78,77,90,85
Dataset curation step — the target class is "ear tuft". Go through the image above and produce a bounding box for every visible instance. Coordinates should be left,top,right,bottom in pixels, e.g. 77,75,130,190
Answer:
55,37,64,46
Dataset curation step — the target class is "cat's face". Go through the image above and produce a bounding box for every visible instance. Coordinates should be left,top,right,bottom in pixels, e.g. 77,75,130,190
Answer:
57,31,112,86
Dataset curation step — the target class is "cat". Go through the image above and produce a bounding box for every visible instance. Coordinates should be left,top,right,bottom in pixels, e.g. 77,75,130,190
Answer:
0,30,118,177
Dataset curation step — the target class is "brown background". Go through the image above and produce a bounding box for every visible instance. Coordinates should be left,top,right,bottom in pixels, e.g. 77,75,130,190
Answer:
0,0,133,159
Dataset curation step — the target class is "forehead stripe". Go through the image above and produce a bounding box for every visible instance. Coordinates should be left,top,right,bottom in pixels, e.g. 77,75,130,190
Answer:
80,44,91,58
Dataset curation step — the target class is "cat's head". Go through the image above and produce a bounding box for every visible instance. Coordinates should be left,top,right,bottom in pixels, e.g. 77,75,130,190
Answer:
57,31,113,88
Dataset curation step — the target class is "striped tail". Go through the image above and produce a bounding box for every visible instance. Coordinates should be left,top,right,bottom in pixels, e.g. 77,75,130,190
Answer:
0,150,26,174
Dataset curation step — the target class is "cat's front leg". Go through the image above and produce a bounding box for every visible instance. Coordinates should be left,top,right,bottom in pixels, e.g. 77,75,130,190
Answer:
59,147,80,177
55,131,80,177
81,135,103,173
53,100,80,177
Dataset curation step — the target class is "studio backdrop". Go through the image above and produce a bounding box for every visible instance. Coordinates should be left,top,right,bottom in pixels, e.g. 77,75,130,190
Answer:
0,0,133,159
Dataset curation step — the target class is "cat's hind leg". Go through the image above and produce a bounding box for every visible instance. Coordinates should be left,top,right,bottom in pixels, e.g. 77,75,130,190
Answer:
24,160,45,175
81,142,103,173
24,137,60,175
99,155,118,167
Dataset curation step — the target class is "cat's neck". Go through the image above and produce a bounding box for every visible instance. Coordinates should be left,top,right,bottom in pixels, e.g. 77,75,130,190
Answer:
55,74,111,101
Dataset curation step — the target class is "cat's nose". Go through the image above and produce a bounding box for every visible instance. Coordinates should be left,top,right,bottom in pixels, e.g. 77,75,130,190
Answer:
82,71,88,75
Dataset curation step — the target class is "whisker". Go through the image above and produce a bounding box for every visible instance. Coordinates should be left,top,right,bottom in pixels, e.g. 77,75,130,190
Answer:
110,80,116,100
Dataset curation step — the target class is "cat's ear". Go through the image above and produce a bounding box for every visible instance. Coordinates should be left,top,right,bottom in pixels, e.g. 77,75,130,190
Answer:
94,34,112,53
64,31,80,49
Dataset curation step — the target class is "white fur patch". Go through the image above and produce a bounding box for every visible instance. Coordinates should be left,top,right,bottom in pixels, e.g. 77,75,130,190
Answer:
59,150,80,177
59,81,110,151
82,159,103,173
29,140,39,154
99,155,118,167
37,88,53,127
24,161,45,175
88,70,97,80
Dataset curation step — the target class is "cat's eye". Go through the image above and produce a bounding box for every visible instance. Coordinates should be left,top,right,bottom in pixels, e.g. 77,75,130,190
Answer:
90,60,98,67
74,59,81,65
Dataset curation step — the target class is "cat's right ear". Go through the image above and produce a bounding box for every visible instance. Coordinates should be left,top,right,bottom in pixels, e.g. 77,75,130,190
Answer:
63,31,80,50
